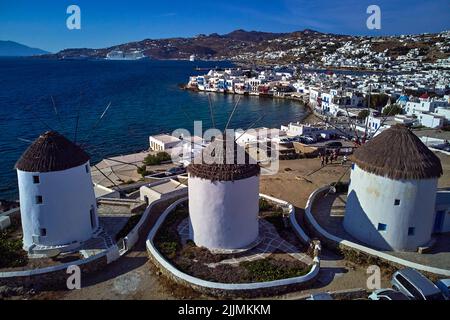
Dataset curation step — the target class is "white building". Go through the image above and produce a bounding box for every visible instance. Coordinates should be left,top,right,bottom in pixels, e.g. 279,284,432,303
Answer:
344,125,443,251
404,95,449,117
235,127,286,145
280,122,320,137
187,137,260,251
140,179,187,205
149,134,181,151
418,112,446,128
16,131,99,253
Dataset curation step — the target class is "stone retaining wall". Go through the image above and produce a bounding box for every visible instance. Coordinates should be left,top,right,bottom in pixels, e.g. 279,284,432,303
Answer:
0,252,109,290
121,194,187,254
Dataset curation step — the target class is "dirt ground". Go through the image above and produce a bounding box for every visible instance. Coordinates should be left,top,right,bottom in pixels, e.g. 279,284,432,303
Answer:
261,158,351,209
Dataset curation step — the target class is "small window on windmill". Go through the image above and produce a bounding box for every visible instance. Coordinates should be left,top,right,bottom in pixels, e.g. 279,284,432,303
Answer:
39,228,46,237
90,206,96,229
394,199,401,206
35,195,43,204
33,175,40,184
408,227,415,236
378,223,387,231
85,164,90,173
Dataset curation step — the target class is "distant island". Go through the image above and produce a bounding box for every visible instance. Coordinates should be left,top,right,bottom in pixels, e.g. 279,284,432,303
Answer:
0,40,49,57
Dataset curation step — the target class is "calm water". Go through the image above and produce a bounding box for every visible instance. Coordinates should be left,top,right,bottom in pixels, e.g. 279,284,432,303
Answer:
0,58,306,200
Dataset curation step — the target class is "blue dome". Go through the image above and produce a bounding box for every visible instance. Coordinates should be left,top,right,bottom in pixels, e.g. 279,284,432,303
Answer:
398,95,409,102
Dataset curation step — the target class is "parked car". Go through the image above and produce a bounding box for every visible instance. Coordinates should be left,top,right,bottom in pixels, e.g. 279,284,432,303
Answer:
165,166,186,176
306,292,333,300
293,136,312,144
280,137,293,144
326,141,343,148
303,135,316,143
391,268,446,300
368,289,410,300
435,279,450,300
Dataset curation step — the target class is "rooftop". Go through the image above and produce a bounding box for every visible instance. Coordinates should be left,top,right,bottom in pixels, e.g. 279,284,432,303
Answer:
188,135,260,181
15,131,90,173
352,124,443,180
150,134,181,144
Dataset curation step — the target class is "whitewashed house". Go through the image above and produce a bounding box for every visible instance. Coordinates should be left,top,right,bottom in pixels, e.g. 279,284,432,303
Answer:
149,134,181,152
418,113,446,128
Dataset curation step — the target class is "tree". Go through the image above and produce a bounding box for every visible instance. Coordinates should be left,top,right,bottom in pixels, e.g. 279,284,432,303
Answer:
137,165,151,178
144,152,172,166
357,110,370,120
382,104,402,116
365,93,389,110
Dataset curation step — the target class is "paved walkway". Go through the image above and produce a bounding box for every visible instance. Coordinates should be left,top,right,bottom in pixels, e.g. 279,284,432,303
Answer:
177,218,313,267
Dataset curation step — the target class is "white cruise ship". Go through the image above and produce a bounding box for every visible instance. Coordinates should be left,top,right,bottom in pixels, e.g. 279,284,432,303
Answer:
106,50,146,60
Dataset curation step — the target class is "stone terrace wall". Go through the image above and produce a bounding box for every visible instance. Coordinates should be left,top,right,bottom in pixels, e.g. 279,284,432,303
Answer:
0,253,108,290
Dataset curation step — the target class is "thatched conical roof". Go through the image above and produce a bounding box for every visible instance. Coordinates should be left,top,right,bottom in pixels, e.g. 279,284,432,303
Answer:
352,124,442,180
16,131,90,173
188,135,260,181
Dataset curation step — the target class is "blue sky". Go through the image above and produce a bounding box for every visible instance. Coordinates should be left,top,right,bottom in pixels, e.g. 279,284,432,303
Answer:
1,0,449,52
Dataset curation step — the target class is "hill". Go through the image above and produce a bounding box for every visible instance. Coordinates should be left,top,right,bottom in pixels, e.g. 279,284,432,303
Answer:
0,41,49,56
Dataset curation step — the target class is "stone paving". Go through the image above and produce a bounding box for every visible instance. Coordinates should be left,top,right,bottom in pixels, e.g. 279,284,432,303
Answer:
177,218,313,267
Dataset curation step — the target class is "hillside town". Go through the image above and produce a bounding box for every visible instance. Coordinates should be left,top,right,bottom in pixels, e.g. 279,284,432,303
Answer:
186,62,450,140
47,29,450,70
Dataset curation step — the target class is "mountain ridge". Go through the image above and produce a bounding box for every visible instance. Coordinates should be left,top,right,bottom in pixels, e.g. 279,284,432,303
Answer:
39,29,449,65
0,40,49,57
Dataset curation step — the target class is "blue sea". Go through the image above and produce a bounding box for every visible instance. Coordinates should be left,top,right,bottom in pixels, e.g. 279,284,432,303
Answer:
0,58,307,200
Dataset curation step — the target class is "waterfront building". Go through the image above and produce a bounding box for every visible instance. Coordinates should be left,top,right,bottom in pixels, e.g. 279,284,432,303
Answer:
344,125,443,251
235,127,286,145
149,134,181,152
281,122,319,137
187,135,260,250
15,131,99,252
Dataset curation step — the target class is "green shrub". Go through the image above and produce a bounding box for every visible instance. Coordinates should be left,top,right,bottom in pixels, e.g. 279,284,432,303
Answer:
259,198,272,211
357,110,370,120
159,241,179,259
144,152,172,166
382,104,403,116
137,165,152,178
0,225,28,268
241,258,310,282
154,204,188,260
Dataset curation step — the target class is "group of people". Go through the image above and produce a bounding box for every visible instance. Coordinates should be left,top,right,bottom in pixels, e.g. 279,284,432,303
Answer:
320,149,347,167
